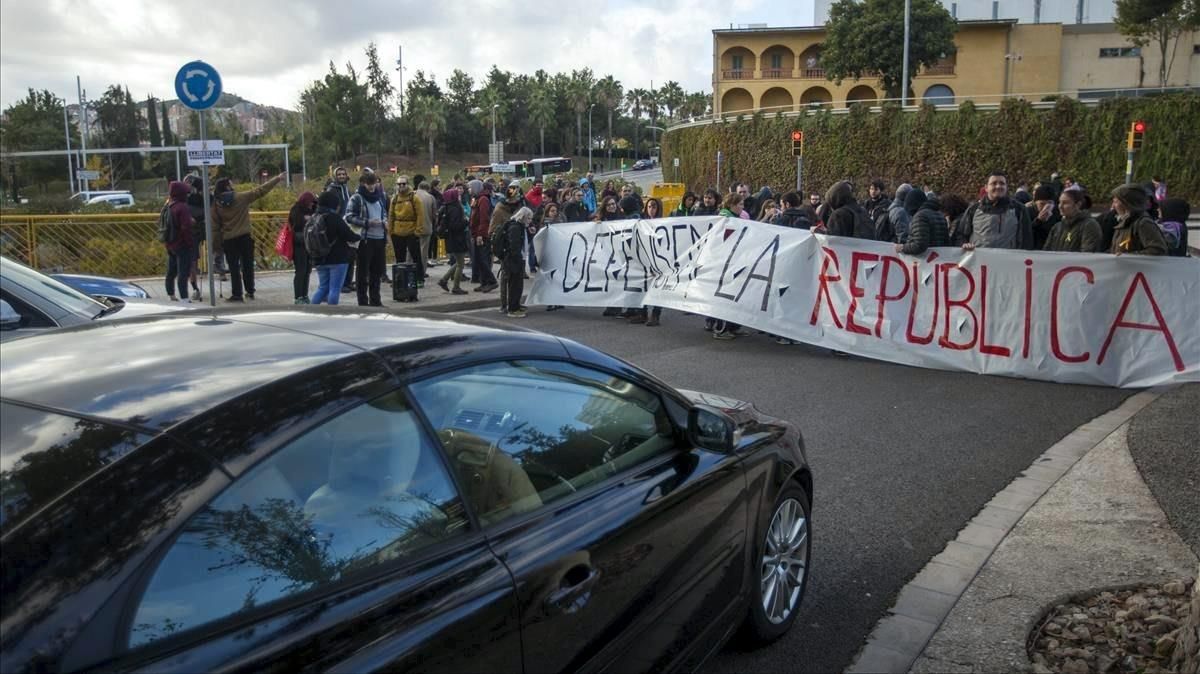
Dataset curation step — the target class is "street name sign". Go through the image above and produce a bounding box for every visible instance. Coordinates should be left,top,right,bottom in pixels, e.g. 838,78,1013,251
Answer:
186,140,225,166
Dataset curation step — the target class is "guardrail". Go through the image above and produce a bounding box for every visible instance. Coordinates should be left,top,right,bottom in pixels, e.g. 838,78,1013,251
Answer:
0,211,291,277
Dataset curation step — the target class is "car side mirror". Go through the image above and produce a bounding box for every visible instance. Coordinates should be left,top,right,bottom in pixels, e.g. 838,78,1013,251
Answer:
687,405,735,452
0,300,22,331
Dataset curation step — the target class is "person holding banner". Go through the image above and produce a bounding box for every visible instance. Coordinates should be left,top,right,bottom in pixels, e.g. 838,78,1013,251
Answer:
1043,190,1102,253
1109,184,1167,256
672,192,697,217
694,189,721,217
713,194,748,340
898,195,949,255
953,172,1034,251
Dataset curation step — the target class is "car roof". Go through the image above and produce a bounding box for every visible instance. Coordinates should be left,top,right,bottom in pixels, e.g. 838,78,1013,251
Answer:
0,307,533,432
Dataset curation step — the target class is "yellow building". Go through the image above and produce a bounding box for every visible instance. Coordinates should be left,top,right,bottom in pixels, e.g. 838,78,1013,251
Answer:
712,20,1200,114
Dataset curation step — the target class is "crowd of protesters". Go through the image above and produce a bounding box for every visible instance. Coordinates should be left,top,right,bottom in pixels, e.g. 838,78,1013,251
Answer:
163,168,1190,332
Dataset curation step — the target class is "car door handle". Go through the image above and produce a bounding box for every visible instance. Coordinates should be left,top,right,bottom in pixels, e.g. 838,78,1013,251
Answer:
543,565,601,616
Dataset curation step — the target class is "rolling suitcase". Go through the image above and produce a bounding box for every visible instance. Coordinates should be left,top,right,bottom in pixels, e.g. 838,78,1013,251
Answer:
392,262,419,302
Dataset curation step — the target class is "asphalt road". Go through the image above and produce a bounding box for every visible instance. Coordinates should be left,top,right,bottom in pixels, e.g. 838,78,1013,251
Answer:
467,306,1131,673
1126,384,1200,557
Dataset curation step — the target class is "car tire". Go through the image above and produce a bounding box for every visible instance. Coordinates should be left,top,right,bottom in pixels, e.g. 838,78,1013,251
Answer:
736,482,811,647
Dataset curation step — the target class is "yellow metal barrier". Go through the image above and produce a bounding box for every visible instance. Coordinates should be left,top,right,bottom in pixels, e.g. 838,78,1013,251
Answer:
0,212,448,278
649,182,687,215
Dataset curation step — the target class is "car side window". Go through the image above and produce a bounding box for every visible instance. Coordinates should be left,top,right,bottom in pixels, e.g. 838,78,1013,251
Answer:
128,391,469,649
410,360,677,526
0,289,54,328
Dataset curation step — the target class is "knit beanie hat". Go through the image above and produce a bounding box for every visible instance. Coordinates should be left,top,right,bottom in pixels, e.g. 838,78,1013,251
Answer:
1111,184,1146,213
1159,197,1190,223
894,183,913,202
619,194,643,216
317,190,341,210
903,187,927,215
468,179,483,196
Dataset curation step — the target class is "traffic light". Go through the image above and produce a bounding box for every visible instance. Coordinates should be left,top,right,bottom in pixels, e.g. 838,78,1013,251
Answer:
1127,120,1147,151
791,130,804,157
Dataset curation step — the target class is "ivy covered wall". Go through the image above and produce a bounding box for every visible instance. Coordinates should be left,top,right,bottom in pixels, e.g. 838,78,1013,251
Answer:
661,94,1199,204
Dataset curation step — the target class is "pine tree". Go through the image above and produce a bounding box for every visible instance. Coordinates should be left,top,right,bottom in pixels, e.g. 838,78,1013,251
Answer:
161,100,173,146
147,96,162,147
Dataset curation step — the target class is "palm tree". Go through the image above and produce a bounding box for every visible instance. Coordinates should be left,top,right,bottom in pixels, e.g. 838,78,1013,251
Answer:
660,81,685,121
408,93,446,163
644,88,662,153
625,88,649,160
684,92,711,120
529,85,555,157
568,68,594,158
594,75,623,171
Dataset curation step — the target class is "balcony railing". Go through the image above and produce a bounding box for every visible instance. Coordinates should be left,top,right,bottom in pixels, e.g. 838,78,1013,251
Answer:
800,68,825,79
761,68,794,79
722,69,750,80
923,63,956,76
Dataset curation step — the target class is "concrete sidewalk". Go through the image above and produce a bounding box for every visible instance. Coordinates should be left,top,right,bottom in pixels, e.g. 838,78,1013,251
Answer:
848,386,1200,673
135,263,512,314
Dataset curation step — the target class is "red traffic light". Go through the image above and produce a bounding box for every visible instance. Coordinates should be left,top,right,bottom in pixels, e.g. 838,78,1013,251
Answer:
791,130,803,141
1132,120,1147,133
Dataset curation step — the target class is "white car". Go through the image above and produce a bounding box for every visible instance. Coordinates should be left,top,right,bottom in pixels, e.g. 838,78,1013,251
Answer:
83,191,136,207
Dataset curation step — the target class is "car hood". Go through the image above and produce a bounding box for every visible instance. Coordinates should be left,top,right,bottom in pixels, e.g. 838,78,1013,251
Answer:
98,299,193,321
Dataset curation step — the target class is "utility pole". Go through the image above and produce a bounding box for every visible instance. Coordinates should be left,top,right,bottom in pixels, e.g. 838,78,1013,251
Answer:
63,106,74,188
491,104,499,145
76,76,89,193
901,0,911,106
588,103,595,172
395,45,404,116
299,103,308,181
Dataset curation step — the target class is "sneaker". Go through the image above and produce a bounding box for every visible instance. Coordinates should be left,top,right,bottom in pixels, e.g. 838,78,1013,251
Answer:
168,295,178,301
645,317,660,327
507,309,527,318
451,288,469,295
703,318,716,332
775,336,797,345
480,283,499,293
713,330,737,340
628,314,647,325
294,298,306,305
246,292,255,300
192,291,203,301
602,307,622,317
226,296,244,303
416,281,425,289
437,279,449,292
546,305,563,312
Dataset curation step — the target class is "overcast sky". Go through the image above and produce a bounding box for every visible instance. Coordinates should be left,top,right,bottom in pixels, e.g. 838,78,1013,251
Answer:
0,0,815,111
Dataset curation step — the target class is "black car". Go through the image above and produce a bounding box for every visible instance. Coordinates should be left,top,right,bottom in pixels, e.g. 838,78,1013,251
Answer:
0,308,813,673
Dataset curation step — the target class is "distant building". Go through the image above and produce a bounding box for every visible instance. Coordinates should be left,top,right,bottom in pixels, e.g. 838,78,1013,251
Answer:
813,0,1114,25
711,21,1199,115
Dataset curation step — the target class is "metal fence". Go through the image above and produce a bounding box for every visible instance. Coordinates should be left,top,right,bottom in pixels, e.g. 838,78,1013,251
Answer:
0,212,450,278
0,212,291,277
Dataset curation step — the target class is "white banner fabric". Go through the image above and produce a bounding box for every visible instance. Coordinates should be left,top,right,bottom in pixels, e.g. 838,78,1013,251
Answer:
527,216,1200,388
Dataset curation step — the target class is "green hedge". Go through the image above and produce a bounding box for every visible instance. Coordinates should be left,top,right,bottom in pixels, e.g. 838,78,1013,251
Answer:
661,94,1199,204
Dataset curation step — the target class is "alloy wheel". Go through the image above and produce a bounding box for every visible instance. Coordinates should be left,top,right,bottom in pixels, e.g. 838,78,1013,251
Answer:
760,497,808,625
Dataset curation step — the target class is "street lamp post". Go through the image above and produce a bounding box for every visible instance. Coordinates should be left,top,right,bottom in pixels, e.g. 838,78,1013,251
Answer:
491,104,499,146
901,0,911,106
588,103,595,172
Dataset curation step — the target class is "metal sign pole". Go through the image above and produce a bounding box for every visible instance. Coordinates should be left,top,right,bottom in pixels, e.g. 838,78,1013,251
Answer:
1124,149,1135,184
200,111,216,311
796,156,802,192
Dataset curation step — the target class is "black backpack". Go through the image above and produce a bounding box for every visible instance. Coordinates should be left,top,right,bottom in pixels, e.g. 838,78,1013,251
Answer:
303,212,333,259
874,210,895,243
435,205,451,239
491,220,511,262
157,204,178,244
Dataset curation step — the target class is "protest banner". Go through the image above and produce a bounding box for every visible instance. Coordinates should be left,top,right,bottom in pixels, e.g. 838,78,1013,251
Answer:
528,216,1200,388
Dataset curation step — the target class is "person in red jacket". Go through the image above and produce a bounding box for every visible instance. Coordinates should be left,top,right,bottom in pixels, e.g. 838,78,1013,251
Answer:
164,180,195,302
468,179,498,291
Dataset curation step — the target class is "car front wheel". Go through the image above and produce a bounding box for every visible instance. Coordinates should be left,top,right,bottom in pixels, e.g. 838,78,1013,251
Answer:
737,482,811,645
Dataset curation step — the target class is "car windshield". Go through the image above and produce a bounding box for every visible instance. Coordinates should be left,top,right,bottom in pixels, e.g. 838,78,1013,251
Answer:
1,257,107,318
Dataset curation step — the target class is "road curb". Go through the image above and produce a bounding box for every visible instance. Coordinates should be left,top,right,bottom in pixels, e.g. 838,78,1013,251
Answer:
845,389,1166,674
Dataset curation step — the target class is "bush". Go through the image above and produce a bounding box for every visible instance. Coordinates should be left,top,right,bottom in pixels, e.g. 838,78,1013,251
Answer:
661,93,1200,203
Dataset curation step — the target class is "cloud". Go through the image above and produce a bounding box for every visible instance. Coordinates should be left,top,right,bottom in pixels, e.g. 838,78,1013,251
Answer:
1,0,811,110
